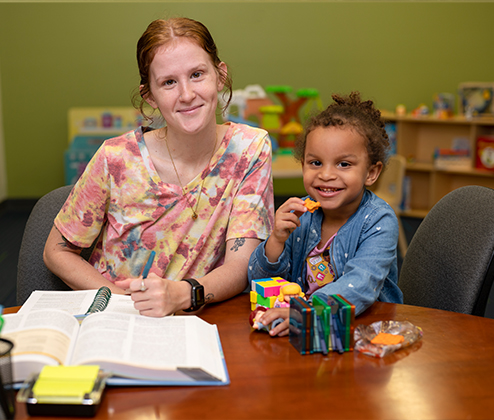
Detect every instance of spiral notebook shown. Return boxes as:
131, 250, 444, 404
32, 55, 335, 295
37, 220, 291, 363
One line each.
75, 286, 114, 322
18, 287, 140, 318
84, 286, 112, 313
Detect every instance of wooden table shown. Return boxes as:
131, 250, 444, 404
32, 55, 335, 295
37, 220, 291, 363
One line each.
11, 293, 494, 420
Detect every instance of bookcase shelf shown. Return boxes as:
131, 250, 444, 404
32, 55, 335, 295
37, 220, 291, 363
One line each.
382, 112, 494, 217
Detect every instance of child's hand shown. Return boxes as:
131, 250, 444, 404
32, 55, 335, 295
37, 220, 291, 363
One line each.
271, 197, 307, 244
264, 197, 306, 263
258, 307, 291, 337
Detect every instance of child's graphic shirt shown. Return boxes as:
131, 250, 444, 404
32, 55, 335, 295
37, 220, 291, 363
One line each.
306, 234, 336, 295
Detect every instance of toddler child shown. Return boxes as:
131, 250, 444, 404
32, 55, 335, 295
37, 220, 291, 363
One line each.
248, 92, 403, 336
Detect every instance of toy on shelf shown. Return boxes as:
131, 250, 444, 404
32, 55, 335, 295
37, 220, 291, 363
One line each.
458, 82, 494, 118
411, 104, 429, 117
278, 121, 303, 148
221, 85, 279, 151
395, 104, 406, 116
433, 93, 455, 119
68, 107, 144, 142
258, 105, 284, 136
297, 88, 324, 122
265, 85, 323, 149
222, 84, 322, 152
265, 86, 322, 126
476, 135, 494, 170
221, 84, 269, 125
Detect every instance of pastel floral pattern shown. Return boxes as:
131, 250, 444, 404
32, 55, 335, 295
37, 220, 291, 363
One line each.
56, 123, 274, 282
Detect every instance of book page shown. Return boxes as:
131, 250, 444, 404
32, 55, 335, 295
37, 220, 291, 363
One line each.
18, 290, 139, 316
103, 294, 140, 315
17, 290, 100, 315
2, 309, 80, 382
71, 313, 226, 383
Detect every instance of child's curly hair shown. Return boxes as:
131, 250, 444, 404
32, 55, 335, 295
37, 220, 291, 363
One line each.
294, 91, 390, 167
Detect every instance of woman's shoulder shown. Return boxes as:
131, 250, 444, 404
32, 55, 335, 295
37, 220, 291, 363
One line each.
226, 122, 269, 143
98, 128, 142, 156
222, 123, 272, 164
103, 128, 140, 145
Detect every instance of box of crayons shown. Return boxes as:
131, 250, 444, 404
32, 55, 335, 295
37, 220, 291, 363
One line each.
288, 295, 355, 355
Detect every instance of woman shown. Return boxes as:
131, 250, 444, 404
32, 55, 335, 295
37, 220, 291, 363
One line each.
44, 18, 274, 317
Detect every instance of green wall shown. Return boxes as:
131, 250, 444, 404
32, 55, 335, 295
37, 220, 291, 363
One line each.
1, 2, 494, 198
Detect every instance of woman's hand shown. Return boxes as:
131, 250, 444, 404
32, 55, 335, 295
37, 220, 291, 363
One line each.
115, 274, 190, 317
265, 197, 306, 263
115, 237, 262, 317
257, 307, 291, 337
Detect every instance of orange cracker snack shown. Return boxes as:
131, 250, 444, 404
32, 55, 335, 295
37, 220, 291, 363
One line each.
304, 198, 321, 213
371, 332, 405, 345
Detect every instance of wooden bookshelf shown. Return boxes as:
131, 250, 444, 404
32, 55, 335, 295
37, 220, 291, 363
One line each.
382, 112, 494, 217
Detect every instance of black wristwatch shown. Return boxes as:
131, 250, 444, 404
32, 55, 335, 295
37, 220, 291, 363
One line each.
181, 278, 205, 312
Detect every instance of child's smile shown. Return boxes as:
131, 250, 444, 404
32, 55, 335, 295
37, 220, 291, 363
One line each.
302, 126, 382, 219
317, 187, 342, 194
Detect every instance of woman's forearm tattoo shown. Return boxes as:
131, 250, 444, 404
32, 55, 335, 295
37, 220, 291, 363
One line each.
230, 238, 246, 252
59, 235, 82, 251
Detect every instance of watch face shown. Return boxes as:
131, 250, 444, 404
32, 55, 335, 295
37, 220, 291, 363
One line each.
193, 285, 205, 307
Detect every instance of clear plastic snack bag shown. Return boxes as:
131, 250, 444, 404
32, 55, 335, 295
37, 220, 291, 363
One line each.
354, 320, 423, 358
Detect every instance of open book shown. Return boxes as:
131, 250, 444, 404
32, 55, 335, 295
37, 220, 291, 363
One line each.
4, 291, 229, 386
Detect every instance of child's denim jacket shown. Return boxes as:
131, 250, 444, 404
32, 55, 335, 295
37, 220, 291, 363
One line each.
248, 190, 404, 315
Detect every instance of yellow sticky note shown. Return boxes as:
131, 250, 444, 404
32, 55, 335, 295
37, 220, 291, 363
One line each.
33, 365, 100, 399
33, 380, 94, 398
38, 365, 99, 381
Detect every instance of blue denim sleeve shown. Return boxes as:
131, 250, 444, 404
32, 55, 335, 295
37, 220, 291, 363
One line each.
248, 237, 294, 282
310, 207, 401, 316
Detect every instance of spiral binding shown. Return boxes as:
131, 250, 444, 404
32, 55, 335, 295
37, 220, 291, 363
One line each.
85, 286, 112, 315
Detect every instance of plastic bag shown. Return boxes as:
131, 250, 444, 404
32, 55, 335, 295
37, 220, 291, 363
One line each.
354, 320, 423, 358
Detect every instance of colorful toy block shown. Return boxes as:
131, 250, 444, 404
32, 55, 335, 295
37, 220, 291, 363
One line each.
250, 277, 290, 310
252, 277, 289, 297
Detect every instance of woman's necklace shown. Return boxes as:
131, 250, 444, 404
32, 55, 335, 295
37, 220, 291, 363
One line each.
164, 129, 218, 220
